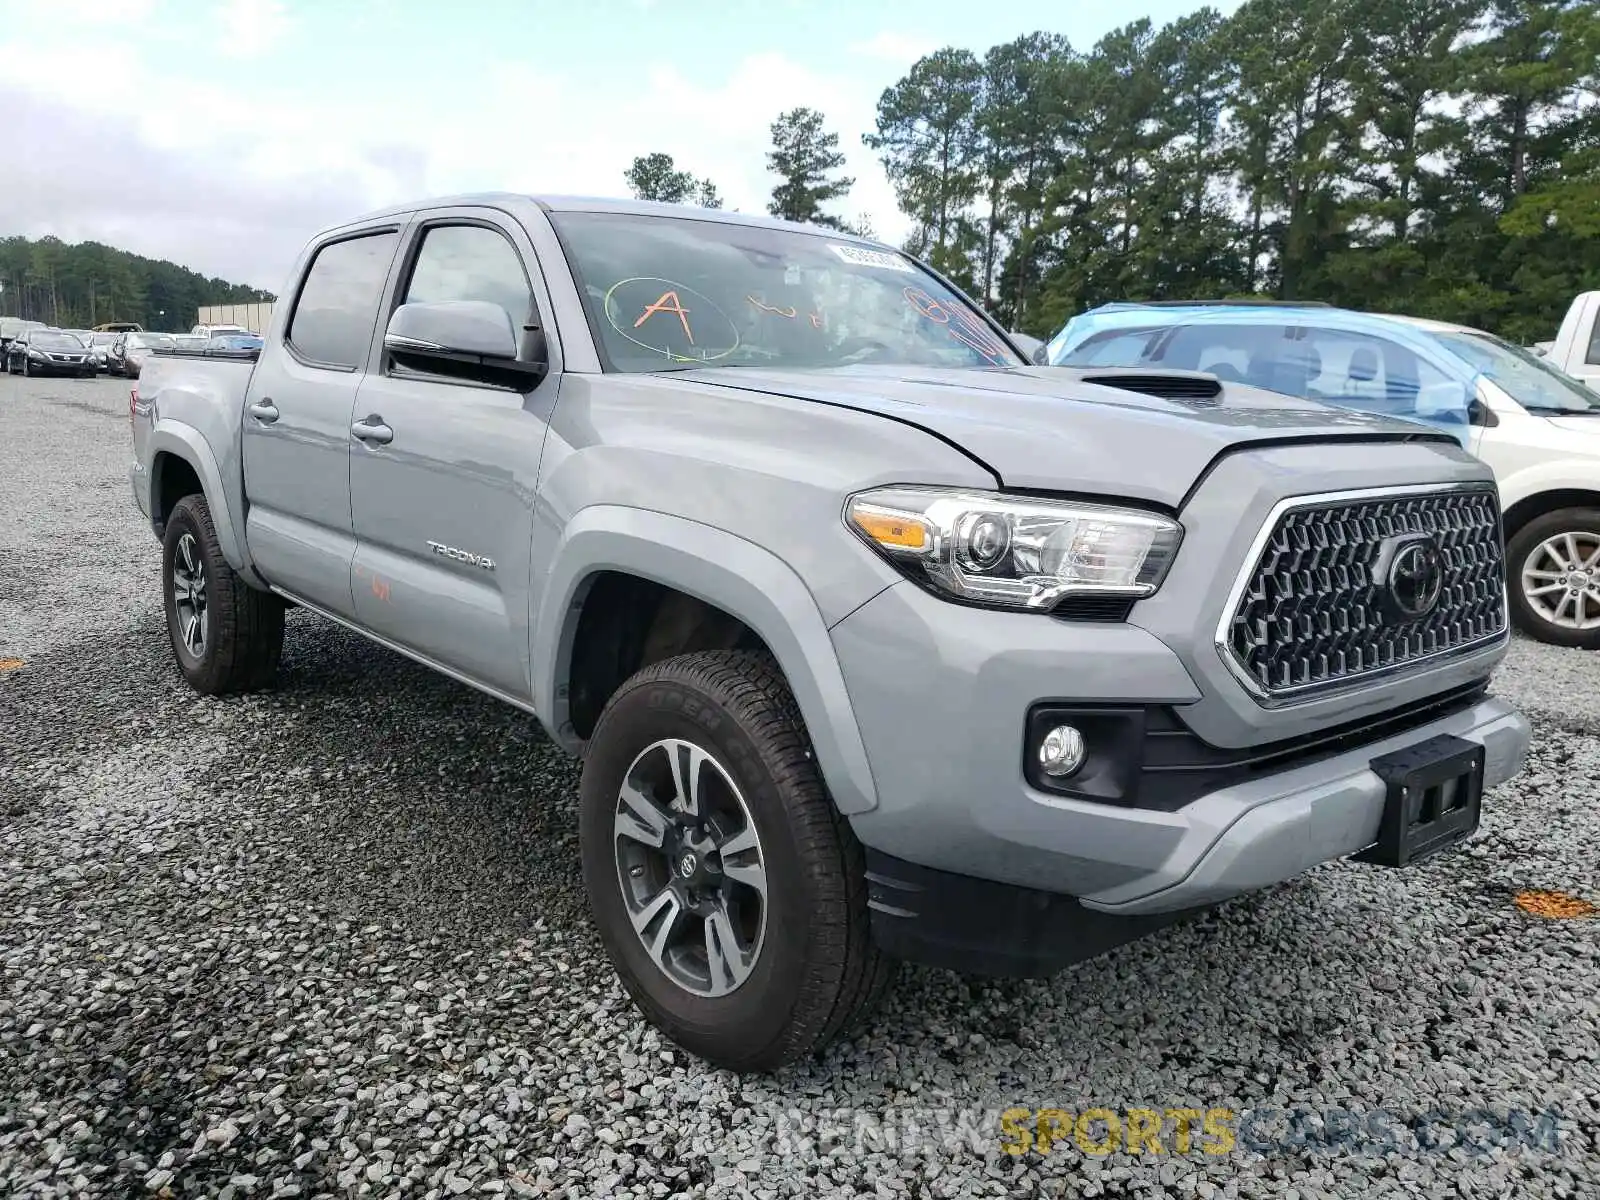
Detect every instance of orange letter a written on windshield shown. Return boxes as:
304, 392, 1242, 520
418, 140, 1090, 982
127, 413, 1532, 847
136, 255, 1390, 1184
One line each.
635, 290, 695, 344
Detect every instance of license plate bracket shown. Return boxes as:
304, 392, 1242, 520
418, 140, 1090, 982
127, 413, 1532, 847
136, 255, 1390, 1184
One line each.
1355, 733, 1485, 868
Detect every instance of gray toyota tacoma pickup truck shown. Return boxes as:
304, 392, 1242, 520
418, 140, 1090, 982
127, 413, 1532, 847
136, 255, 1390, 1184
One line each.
130, 194, 1531, 1072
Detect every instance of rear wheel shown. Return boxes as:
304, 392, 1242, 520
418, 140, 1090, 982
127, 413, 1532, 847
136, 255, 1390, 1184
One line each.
161, 494, 286, 693
1508, 507, 1600, 649
579, 650, 893, 1072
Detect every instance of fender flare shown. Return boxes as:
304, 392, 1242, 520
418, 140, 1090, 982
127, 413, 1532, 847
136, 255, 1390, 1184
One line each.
1495, 464, 1600, 529
148, 421, 252, 577
531, 505, 880, 815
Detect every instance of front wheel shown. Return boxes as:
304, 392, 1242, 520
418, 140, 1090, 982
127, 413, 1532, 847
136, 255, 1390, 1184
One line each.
579, 650, 894, 1072
162, 494, 286, 693
1508, 507, 1600, 649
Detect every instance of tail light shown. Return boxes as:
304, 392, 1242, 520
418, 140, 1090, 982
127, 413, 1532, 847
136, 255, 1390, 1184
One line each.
129, 386, 139, 427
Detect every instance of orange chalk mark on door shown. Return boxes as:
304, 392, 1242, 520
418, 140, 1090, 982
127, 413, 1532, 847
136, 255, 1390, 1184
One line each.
636, 291, 695, 344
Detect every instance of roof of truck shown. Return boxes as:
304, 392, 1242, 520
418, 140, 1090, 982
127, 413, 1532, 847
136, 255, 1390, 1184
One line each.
330, 191, 885, 247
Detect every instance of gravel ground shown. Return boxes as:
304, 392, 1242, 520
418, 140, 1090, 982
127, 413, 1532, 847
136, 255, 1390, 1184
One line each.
1, 373, 1597, 1200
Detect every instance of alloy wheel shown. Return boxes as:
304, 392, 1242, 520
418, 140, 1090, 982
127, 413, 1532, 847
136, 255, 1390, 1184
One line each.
1521, 531, 1600, 631
171, 532, 209, 658
612, 737, 768, 998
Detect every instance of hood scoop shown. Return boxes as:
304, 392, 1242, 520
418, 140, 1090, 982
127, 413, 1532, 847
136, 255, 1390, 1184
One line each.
1069, 369, 1223, 405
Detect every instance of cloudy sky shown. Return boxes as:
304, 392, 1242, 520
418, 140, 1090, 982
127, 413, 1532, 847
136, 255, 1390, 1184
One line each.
3, 0, 1233, 292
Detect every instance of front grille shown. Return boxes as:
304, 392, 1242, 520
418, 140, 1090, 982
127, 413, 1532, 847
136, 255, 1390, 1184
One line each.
1222, 485, 1506, 699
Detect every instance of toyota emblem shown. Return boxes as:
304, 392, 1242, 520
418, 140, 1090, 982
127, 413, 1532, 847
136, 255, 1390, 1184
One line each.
1385, 537, 1445, 619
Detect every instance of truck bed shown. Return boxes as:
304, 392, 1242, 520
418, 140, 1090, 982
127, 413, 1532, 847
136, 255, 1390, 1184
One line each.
131, 351, 261, 539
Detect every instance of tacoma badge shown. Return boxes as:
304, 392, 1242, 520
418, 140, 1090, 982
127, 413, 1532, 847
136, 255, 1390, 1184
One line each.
426, 540, 496, 571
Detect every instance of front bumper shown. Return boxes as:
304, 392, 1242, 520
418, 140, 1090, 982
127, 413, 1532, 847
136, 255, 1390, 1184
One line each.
1072, 694, 1526, 914
23, 359, 94, 376
832, 580, 1529, 929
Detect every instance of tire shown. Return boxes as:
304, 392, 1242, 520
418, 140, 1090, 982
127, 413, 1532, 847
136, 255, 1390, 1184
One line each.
579, 650, 893, 1072
1506, 506, 1600, 649
21, 356, 30, 377
161, 494, 286, 693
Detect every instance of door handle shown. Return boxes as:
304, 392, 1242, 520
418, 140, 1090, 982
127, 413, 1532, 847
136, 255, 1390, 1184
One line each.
247, 399, 279, 424
351, 417, 394, 446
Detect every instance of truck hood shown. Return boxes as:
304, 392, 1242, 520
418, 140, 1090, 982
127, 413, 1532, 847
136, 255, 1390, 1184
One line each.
679, 364, 1447, 507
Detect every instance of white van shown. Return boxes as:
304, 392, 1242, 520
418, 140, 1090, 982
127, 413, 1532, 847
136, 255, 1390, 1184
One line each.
1540, 292, 1600, 390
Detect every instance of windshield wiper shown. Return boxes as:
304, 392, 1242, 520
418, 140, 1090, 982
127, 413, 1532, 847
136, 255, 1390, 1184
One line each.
1523, 404, 1600, 416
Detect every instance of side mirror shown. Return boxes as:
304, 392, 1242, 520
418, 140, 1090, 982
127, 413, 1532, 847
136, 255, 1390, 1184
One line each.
1009, 332, 1045, 364
384, 300, 546, 385
1467, 393, 1497, 427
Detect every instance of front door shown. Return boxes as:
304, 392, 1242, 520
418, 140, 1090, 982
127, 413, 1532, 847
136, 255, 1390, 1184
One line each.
347, 215, 560, 700
241, 227, 402, 618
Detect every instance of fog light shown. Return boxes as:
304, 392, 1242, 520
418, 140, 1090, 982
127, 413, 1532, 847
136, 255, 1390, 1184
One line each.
1038, 724, 1086, 778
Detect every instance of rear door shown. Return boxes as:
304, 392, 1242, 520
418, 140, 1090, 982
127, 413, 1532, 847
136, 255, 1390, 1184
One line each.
346, 208, 562, 700
240, 224, 405, 617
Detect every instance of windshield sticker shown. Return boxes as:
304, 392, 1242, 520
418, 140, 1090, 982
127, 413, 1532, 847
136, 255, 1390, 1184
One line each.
830, 245, 915, 273
603, 276, 740, 363
903, 286, 1011, 366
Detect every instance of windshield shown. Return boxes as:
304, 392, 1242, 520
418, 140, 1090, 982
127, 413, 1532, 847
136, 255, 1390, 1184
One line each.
1432, 330, 1600, 414
128, 335, 176, 350
33, 332, 85, 349
549, 212, 1024, 372
90, 333, 118, 346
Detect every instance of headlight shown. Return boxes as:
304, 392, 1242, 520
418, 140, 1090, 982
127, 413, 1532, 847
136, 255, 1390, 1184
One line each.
28, 348, 45, 359
845, 486, 1182, 610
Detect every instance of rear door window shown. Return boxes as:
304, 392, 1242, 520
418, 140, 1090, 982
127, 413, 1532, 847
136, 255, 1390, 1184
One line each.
287, 230, 401, 369
1587, 305, 1600, 366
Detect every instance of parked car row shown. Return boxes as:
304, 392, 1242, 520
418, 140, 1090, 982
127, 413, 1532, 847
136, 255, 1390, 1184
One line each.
0, 322, 264, 380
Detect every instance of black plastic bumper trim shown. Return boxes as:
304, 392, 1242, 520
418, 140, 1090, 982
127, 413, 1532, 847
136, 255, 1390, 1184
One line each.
1024, 679, 1490, 812
864, 849, 1209, 978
